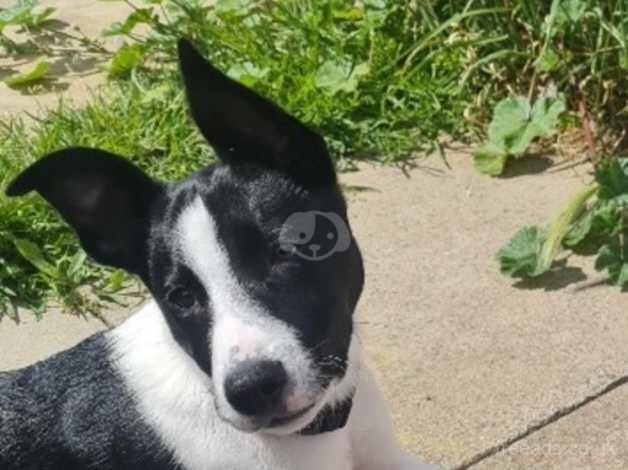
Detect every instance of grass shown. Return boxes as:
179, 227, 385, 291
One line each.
0, 79, 212, 318
0, 0, 627, 318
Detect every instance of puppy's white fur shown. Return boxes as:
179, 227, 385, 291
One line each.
176, 197, 326, 433
109, 195, 437, 469
109, 303, 434, 470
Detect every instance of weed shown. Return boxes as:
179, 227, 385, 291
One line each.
1, 0, 627, 315
0, 77, 210, 318
463, 0, 627, 170
497, 157, 628, 286
473, 93, 566, 175
0, 0, 481, 319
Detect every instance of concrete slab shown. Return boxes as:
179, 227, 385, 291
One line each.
2, 150, 628, 469
0, 0, 132, 117
2, 2, 628, 467
343, 154, 628, 467
0, 305, 131, 371
474, 385, 628, 469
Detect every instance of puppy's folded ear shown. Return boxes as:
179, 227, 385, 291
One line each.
177, 38, 336, 186
6, 147, 163, 275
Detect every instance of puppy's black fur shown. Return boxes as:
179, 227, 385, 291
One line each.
0, 39, 364, 469
0, 335, 177, 470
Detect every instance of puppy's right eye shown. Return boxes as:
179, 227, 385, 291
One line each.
167, 286, 197, 309
271, 242, 297, 263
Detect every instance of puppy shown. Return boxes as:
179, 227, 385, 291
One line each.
0, 39, 437, 470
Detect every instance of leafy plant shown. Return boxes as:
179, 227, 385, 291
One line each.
470, 0, 626, 172
0, 0, 106, 70
107, 44, 146, 79
474, 94, 566, 175
0, 0, 54, 34
95, 0, 480, 162
497, 225, 548, 278
0, 76, 208, 319
497, 157, 628, 286
2, 0, 628, 318
4, 60, 49, 89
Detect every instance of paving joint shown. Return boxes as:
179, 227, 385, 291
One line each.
452, 373, 628, 469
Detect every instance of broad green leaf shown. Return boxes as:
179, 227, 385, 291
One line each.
503, 123, 538, 155
315, 59, 352, 92
555, 0, 588, 30
473, 143, 509, 176
105, 269, 127, 293
103, 8, 155, 36
615, 264, 628, 286
596, 244, 618, 270
0, 285, 17, 297
4, 60, 49, 89
595, 242, 628, 286
595, 158, 628, 201
591, 204, 624, 236
564, 202, 623, 247
497, 226, 547, 278
484, 95, 565, 159
215, 0, 255, 15
315, 60, 369, 94
0, 0, 37, 28
487, 96, 531, 144
0, 1, 54, 31
543, 0, 587, 38
13, 238, 58, 278
27, 6, 55, 28
227, 62, 268, 87
529, 95, 566, 137
535, 48, 560, 72
351, 62, 370, 80
108, 44, 145, 79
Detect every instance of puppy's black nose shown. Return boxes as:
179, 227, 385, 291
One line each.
224, 360, 287, 416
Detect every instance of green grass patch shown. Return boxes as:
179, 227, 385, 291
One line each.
0, 78, 212, 318
0, 0, 474, 319
1, 0, 627, 317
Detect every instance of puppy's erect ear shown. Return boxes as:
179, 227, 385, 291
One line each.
6, 147, 162, 275
177, 38, 336, 186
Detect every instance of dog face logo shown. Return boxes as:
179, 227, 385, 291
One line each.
279, 211, 351, 261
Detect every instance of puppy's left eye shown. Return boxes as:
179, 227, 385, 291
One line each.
272, 243, 296, 263
167, 286, 198, 309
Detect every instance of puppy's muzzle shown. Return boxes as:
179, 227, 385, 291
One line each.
224, 359, 287, 417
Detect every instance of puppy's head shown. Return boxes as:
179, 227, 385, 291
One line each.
6, 40, 364, 435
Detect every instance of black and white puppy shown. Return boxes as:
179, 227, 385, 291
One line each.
0, 40, 436, 470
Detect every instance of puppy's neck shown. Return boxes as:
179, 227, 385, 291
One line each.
107, 301, 360, 435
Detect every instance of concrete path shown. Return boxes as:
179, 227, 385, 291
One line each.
0, 0, 131, 117
2, 1, 628, 469
343, 158, 628, 469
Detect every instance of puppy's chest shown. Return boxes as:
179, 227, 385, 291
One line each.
109, 304, 355, 470
170, 424, 354, 470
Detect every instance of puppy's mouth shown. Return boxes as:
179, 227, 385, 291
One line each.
219, 399, 321, 435
268, 403, 316, 428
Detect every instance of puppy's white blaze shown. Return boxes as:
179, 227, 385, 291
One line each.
108, 195, 366, 469
176, 196, 320, 423
109, 302, 361, 470
109, 302, 217, 467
